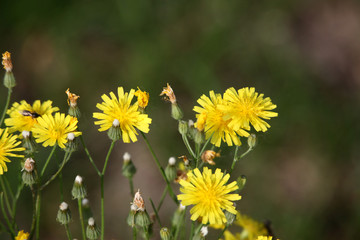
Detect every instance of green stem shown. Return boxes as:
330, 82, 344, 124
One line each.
0, 88, 12, 127
35, 192, 41, 240
64, 224, 72, 240
217, 225, 228, 239
40, 152, 71, 190
128, 177, 135, 197
0, 193, 14, 238
3, 175, 14, 201
181, 134, 196, 159
156, 187, 168, 212
229, 146, 253, 174
78, 198, 86, 240
132, 227, 137, 240
143, 226, 149, 240
0, 177, 12, 219
11, 182, 24, 228
80, 135, 101, 176
199, 136, 212, 158
174, 207, 186, 240
140, 132, 179, 205
149, 198, 162, 226
40, 145, 57, 177
100, 140, 116, 240
29, 186, 36, 240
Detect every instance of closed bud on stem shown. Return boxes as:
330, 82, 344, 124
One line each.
194, 130, 205, 145
66, 88, 81, 118
171, 103, 183, 120
122, 152, 136, 178
22, 158, 36, 186
135, 210, 151, 228
22, 131, 37, 154
72, 175, 87, 199
160, 227, 172, 240
236, 175, 247, 192
171, 204, 185, 229
192, 226, 207, 240
56, 202, 72, 225
247, 133, 256, 149
127, 208, 136, 227
224, 206, 236, 225
178, 120, 188, 135
65, 132, 79, 152
86, 217, 100, 240
107, 119, 121, 141
165, 160, 177, 182
2, 52, 15, 89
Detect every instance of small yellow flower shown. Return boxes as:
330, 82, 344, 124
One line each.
257, 236, 278, 240
65, 88, 80, 107
93, 87, 152, 143
194, 91, 249, 147
0, 128, 24, 175
5, 100, 59, 134
134, 87, 149, 109
2, 51, 13, 72
177, 167, 241, 225
32, 113, 81, 148
15, 230, 29, 240
221, 87, 278, 132
160, 83, 176, 104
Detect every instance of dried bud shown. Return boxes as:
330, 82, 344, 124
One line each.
160, 83, 176, 104
201, 150, 220, 165
2, 52, 13, 72
23, 158, 35, 172
56, 202, 72, 225
132, 190, 145, 211
65, 88, 80, 107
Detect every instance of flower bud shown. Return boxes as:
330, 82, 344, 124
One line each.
165, 164, 176, 182
160, 227, 172, 240
127, 207, 137, 227
122, 153, 136, 179
2, 51, 16, 89
236, 175, 247, 192
194, 130, 205, 145
200, 226, 208, 237
22, 158, 36, 185
3, 72, 15, 89
171, 205, 185, 229
107, 119, 121, 141
66, 88, 81, 118
86, 217, 100, 240
71, 175, 87, 199
178, 120, 188, 135
56, 202, 72, 225
171, 103, 183, 120
247, 133, 256, 149
135, 210, 151, 227
224, 208, 236, 225
65, 132, 79, 152
22, 131, 37, 155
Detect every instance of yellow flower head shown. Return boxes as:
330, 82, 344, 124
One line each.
221, 87, 278, 132
0, 128, 24, 175
65, 88, 80, 107
93, 87, 152, 143
15, 230, 29, 240
194, 112, 206, 132
257, 236, 278, 240
160, 83, 176, 104
5, 100, 59, 134
32, 113, 82, 148
193, 91, 249, 147
134, 87, 149, 109
2, 51, 13, 72
177, 167, 241, 225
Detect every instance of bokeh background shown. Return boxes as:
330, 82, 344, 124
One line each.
1, 0, 360, 239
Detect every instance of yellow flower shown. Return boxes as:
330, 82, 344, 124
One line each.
93, 87, 152, 143
15, 230, 30, 240
223, 231, 242, 240
134, 87, 149, 109
193, 91, 249, 147
0, 128, 24, 175
221, 87, 278, 132
177, 167, 241, 225
257, 236, 278, 240
2, 51, 13, 72
5, 100, 59, 134
32, 113, 81, 148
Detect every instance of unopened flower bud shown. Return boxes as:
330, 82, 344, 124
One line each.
107, 119, 121, 141
23, 158, 35, 172
165, 163, 176, 181
65, 132, 79, 152
127, 208, 136, 227
194, 130, 205, 144
160, 227, 172, 240
168, 157, 176, 166
171, 205, 185, 228
171, 103, 183, 120
236, 175, 247, 192
22, 158, 36, 185
224, 207, 236, 225
247, 133, 256, 149
72, 175, 87, 199
82, 198, 90, 208
22, 131, 37, 154
135, 210, 151, 227
178, 120, 188, 135
201, 150, 220, 165
200, 226, 208, 237
22, 131, 30, 139
122, 153, 136, 178
86, 217, 100, 240
56, 202, 72, 225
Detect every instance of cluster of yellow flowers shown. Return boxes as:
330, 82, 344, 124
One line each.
194, 87, 278, 147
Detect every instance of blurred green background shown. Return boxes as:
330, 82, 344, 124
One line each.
1, 0, 360, 239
